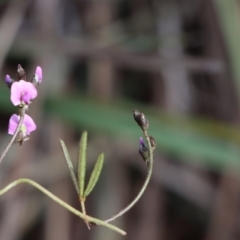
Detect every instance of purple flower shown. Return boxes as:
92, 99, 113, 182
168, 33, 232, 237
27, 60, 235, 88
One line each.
8, 114, 36, 136
10, 80, 37, 106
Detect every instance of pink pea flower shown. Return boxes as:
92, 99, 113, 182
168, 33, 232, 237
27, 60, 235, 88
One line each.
8, 114, 36, 136
10, 80, 37, 106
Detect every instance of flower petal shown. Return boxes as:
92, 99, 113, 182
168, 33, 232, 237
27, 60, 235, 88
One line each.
10, 80, 38, 105
23, 114, 36, 134
10, 81, 23, 106
8, 114, 36, 136
8, 114, 19, 135
19, 80, 37, 102
35, 66, 42, 82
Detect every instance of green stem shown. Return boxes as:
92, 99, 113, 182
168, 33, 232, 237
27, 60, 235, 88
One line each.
0, 178, 126, 235
105, 129, 154, 223
80, 199, 91, 229
0, 110, 25, 164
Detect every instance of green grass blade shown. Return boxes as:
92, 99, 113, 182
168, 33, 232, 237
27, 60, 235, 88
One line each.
59, 139, 79, 194
45, 95, 240, 170
78, 131, 88, 199
84, 153, 104, 199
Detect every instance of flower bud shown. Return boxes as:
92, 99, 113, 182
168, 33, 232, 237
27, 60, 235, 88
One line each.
31, 66, 42, 86
149, 135, 156, 150
5, 75, 14, 88
17, 64, 26, 80
133, 109, 149, 131
139, 137, 150, 166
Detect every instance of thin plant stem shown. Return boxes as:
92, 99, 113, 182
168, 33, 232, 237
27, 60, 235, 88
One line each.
0, 110, 25, 164
0, 178, 126, 235
105, 129, 153, 223
80, 200, 91, 229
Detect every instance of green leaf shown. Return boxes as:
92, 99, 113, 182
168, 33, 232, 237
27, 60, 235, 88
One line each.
59, 139, 79, 194
78, 131, 88, 199
84, 153, 104, 198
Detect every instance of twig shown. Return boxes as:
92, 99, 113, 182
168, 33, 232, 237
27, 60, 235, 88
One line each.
105, 129, 154, 223
0, 178, 126, 235
0, 111, 25, 164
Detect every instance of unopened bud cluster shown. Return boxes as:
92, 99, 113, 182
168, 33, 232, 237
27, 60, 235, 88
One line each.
133, 109, 156, 166
4, 64, 43, 145
133, 109, 149, 131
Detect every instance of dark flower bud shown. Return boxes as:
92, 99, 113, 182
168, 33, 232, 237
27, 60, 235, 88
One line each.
133, 109, 149, 131
5, 75, 14, 88
139, 137, 150, 166
149, 135, 156, 150
17, 64, 26, 80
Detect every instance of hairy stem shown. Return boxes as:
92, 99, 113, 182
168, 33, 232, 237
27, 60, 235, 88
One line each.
0, 178, 126, 235
0, 110, 25, 164
105, 129, 153, 223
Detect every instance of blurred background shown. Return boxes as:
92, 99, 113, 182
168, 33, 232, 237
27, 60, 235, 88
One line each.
1, 0, 240, 239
